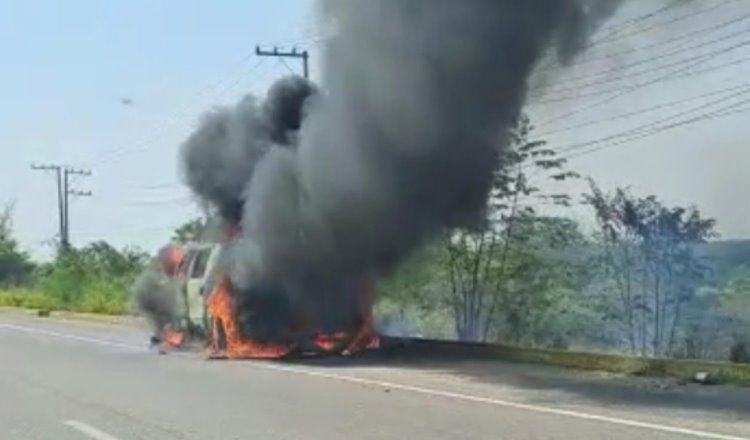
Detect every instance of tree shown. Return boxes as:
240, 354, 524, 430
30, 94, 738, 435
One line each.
487, 216, 586, 347
718, 269, 750, 362
441, 115, 578, 342
585, 182, 715, 357
172, 217, 206, 243
38, 241, 148, 311
376, 244, 442, 336
77, 241, 147, 278
0, 203, 34, 286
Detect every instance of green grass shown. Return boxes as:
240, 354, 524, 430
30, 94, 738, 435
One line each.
0, 287, 127, 316
4, 287, 749, 385
469, 341, 750, 386
0, 289, 60, 310
389, 338, 750, 386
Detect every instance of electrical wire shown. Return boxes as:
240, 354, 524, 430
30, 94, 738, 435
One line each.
536, 25, 750, 95
563, 103, 750, 162
588, 3, 682, 45
125, 196, 194, 207
87, 57, 269, 169
544, 94, 750, 165
589, 0, 738, 48
536, 37, 748, 126
545, 10, 750, 73
536, 81, 750, 136
534, 49, 750, 106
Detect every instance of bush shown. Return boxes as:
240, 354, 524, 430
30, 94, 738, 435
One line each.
0, 273, 130, 315
21, 292, 60, 310
78, 291, 127, 315
730, 342, 750, 364
76, 277, 128, 315
0, 289, 60, 310
0, 290, 24, 307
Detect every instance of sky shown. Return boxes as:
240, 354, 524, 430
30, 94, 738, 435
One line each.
1, 0, 749, 260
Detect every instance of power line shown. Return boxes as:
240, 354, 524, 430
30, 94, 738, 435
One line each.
536, 82, 750, 136
534, 49, 750, 106
140, 182, 184, 191
535, 38, 748, 126
87, 57, 270, 169
555, 88, 750, 155
536, 25, 750, 96
587, 3, 681, 45
279, 57, 298, 76
62, 168, 92, 249
589, 0, 738, 48
255, 45, 310, 79
563, 103, 750, 162
126, 196, 194, 207
545, 10, 750, 73
544, 94, 750, 165
30, 164, 92, 250
30, 164, 64, 251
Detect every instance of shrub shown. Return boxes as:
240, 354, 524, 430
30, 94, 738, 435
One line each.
0, 290, 24, 307
76, 277, 128, 315
730, 342, 750, 364
0, 289, 60, 310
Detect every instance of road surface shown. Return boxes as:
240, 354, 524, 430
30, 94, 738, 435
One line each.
1, 310, 748, 440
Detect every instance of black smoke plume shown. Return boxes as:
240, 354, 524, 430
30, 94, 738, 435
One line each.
131, 265, 181, 336
179, 0, 625, 341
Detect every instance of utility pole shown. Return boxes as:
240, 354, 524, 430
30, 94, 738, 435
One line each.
31, 164, 65, 249
63, 168, 92, 248
31, 164, 91, 250
255, 45, 310, 79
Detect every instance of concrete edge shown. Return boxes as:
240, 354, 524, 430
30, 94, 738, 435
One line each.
0, 306, 141, 326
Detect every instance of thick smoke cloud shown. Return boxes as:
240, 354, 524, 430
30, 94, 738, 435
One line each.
180, 77, 317, 224
179, 0, 625, 341
131, 265, 181, 334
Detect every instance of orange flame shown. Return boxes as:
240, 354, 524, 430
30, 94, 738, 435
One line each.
312, 331, 350, 352
207, 277, 294, 359
206, 274, 379, 359
341, 283, 380, 355
158, 244, 185, 276
160, 326, 186, 348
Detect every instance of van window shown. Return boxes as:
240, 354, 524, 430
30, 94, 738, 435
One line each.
190, 249, 211, 279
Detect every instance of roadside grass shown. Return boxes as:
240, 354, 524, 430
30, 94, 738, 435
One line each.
0, 287, 127, 316
3, 288, 748, 386
387, 338, 750, 386
494, 344, 750, 386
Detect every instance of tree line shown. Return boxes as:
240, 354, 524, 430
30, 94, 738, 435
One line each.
375, 115, 750, 363
1, 115, 748, 362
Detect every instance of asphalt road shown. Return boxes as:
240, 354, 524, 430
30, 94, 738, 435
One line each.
1, 311, 749, 440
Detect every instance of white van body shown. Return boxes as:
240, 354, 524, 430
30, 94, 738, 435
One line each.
179, 242, 222, 331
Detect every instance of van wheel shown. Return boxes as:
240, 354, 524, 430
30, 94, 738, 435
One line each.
213, 318, 227, 351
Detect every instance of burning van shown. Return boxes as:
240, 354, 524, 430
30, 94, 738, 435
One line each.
144, 240, 379, 359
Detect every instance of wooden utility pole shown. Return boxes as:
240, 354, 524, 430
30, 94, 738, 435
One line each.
255, 45, 310, 79
31, 164, 92, 250
63, 168, 92, 248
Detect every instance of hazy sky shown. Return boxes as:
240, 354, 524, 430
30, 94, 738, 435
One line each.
1, 0, 749, 260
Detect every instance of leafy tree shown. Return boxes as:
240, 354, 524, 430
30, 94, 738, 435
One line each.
77, 241, 147, 278
585, 182, 715, 357
441, 115, 578, 342
376, 244, 443, 336
718, 269, 750, 362
172, 217, 206, 243
488, 216, 586, 347
0, 203, 34, 286
38, 241, 147, 311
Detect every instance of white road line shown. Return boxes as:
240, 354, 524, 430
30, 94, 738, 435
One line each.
0, 323, 143, 351
250, 362, 750, 440
3, 321, 748, 440
63, 420, 122, 440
